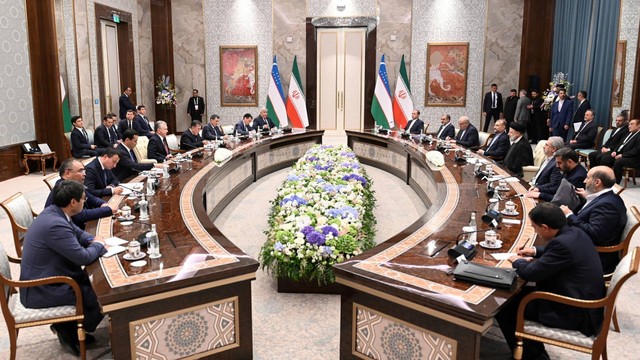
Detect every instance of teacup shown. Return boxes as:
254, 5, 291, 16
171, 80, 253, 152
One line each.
485, 230, 502, 248
121, 205, 131, 219
485, 164, 494, 175
498, 180, 507, 189
504, 200, 519, 214
126, 195, 137, 207
464, 149, 472, 158
128, 240, 140, 257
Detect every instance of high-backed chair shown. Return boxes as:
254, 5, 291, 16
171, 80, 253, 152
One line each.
43, 173, 60, 191
577, 126, 605, 168
623, 168, 637, 188
514, 247, 640, 360
0, 241, 87, 360
478, 131, 493, 148
165, 134, 185, 153
522, 140, 548, 182
0, 193, 38, 258
132, 135, 157, 164
222, 125, 234, 135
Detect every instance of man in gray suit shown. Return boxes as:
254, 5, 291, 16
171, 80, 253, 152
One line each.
514, 89, 532, 131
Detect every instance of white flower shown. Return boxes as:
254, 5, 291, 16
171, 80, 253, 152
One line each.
426, 151, 445, 167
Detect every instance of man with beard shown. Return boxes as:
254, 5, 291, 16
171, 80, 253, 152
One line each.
528, 89, 546, 142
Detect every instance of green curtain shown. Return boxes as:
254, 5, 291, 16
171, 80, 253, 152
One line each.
552, 0, 620, 128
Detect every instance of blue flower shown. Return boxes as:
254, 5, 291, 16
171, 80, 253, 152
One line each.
321, 246, 333, 257
314, 164, 332, 171
322, 184, 337, 193
342, 173, 367, 186
321, 225, 339, 237
326, 206, 359, 219
274, 242, 284, 251
307, 156, 318, 162
280, 195, 308, 207
300, 225, 315, 236
306, 231, 326, 245
287, 174, 300, 182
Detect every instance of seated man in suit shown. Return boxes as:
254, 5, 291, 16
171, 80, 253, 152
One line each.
181, 120, 209, 150
526, 136, 564, 201
45, 159, 117, 229
20, 180, 108, 356
118, 109, 137, 138
235, 113, 253, 136
451, 116, 479, 148
70, 115, 98, 158
202, 114, 225, 141
112, 129, 159, 181
435, 113, 455, 139
502, 121, 534, 177
147, 120, 174, 163
566, 109, 597, 149
403, 109, 424, 134
497, 202, 604, 360
134, 105, 154, 138
589, 114, 629, 167
94, 115, 120, 152
611, 118, 640, 183
477, 119, 510, 159
560, 166, 627, 274
554, 147, 588, 190
84, 147, 123, 197
253, 107, 276, 131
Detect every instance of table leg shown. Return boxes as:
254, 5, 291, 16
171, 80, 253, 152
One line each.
41, 157, 46, 176
52, 154, 58, 172
23, 157, 30, 175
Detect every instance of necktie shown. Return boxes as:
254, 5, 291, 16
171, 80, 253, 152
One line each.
618, 132, 637, 152
492, 93, 496, 108
163, 137, 169, 155
488, 133, 500, 150
129, 120, 132, 130
107, 127, 112, 143
82, 128, 89, 140
458, 130, 466, 141
264, 118, 270, 129
531, 158, 550, 185
129, 148, 137, 162
103, 169, 107, 186
437, 125, 445, 138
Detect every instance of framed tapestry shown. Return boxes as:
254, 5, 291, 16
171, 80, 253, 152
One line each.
612, 40, 626, 107
220, 46, 258, 106
425, 42, 469, 107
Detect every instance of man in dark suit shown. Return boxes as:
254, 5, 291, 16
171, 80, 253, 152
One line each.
477, 119, 510, 159
502, 121, 534, 177
234, 113, 253, 136
589, 114, 629, 167
94, 115, 120, 151
20, 180, 108, 355
84, 148, 123, 197
566, 109, 598, 149
572, 90, 591, 125
503, 89, 519, 126
453, 116, 479, 148
181, 120, 209, 150
45, 159, 117, 229
112, 129, 157, 181
497, 203, 604, 360
560, 166, 627, 274
147, 120, 173, 163
119, 86, 136, 120
187, 89, 205, 121
70, 116, 98, 158
118, 109, 137, 137
555, 147, 588, 189
548, 89, 574, 140
202, 114, 225, 140
404, 109, 425, 134
134, 105, 154, 138
529, 89, 546, 142
253, 107, 276, 131
482, 83, 503, 132
526, 136, 564, 201
435, 113, 455, 139
612, 118, 640, 183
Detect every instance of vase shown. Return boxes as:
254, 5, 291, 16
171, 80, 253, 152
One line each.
276, 276, 343, 294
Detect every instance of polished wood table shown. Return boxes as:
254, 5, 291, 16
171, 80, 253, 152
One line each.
87, 130, 323, 359
23, 151, 57, 176
334, 131, 536, 360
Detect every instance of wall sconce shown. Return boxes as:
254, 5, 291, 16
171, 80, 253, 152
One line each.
337, 0, 346, 12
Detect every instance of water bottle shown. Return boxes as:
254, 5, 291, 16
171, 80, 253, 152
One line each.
147, 224, 161, 258
162, 163, 169, 178
468, 211, 478, 245
139, 194, 149, 220
146, 176, 155, 196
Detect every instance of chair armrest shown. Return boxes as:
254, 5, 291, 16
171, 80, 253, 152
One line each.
170, 149, 186, 154
596, 244, 626, 253
515, 291, 606, 331
2, 275, 84, 314
8, 254, 21, 264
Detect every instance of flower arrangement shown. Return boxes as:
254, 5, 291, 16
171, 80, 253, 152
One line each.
259, 145, 377, 285
213, 148, 232, 165
542, 72, 572, 111
155, 75, 177, 108
426, 150, 445, 167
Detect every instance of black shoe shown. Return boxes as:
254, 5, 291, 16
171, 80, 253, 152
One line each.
51, 324, 80, 356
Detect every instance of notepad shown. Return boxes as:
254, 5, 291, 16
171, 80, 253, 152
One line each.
105, 237, 128, 246
103, 245, 127, 258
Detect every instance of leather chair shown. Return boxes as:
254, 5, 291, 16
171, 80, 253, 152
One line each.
132, 135, 157, 164
514, 247, 640, 360
43, 173, 60, 191
0, 193, 38, 258
478, 131, 493, 147
165, 134, 185, 153
0, 241, 87, 360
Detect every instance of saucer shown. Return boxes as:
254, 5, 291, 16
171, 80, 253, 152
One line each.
501, 210, 520, 216
130, 260, 147, 267
117, 215, 135, 221
480, 240, 502, 249
123, 251, 146, 261
496, 186, 510, 191
120, 221, 133, 226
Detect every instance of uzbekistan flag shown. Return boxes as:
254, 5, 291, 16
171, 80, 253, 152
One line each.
392, 55, 412, 129
371, 54, 394, 129
267, 55, 288, 127
286, 56, 308, 128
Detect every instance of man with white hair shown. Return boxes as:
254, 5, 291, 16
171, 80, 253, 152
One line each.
451, 116, 479, 148
253, 107, 276, 130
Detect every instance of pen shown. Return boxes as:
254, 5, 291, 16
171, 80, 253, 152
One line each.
520, 236, 533, 251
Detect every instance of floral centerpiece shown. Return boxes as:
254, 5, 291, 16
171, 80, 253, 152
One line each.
259, 145, 377, 286
542, 72, 572, 111
155, 75, 177, 108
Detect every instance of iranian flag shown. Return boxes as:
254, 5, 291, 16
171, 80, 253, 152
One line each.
286, 56, 308, 128
267, 55, 288, 127
392, 55, 412, 129
371, 55, 394, 129
60, 75, 72, 132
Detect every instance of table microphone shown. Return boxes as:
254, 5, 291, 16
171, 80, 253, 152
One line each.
448, 228, 501, 260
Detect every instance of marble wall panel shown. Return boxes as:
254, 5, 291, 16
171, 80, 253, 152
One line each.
0, 0, 34, 146
483, 0, 523, 96
410, 0, 487, 130
62, 0, 80, 117
308, 0, 375, 17
273, 0, 307, 89
74, 0, 94, 125
55, 0, 67, 109
172, 0, 205, 131
203, 0, 273, 126
377, 0, 413, 90
137, 0, 155, 121
613, 0, 640, 119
